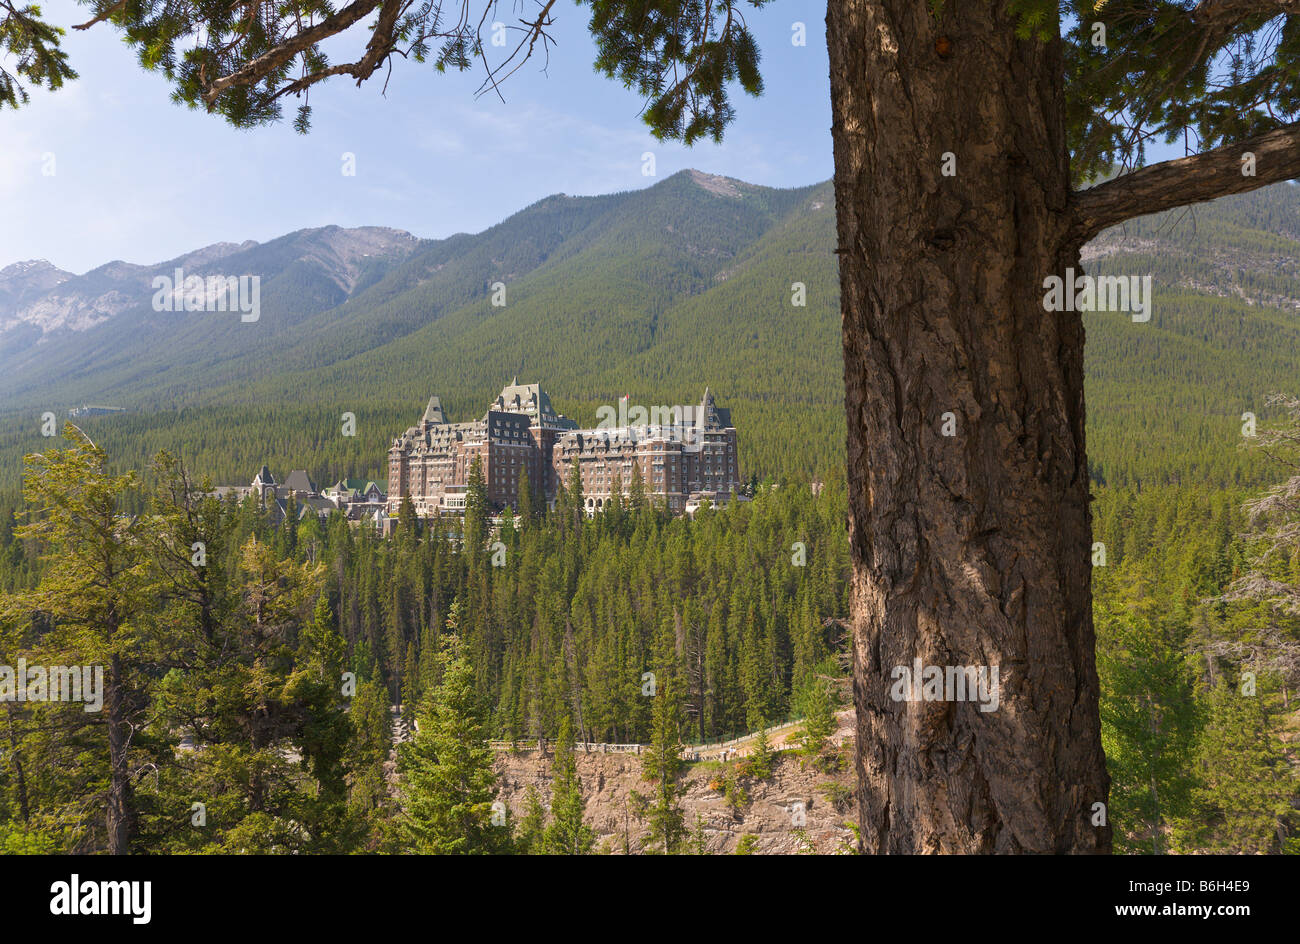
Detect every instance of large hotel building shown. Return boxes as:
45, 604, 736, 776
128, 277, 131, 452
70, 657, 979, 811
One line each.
387, 379, 742, 516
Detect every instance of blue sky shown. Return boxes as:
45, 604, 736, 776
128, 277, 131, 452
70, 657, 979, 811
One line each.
0, 0, 834, 273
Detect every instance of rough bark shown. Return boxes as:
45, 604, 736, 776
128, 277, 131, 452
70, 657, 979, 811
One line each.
106, 652, 133, 854
826, 1, 1111, 853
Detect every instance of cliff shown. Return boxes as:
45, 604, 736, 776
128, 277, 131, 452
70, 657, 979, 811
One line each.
493, 739, 858, 854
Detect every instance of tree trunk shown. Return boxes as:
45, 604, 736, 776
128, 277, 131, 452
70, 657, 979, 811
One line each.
106, 652, 133, 854
826, 0, 1111, 853
5, 704, 30, 825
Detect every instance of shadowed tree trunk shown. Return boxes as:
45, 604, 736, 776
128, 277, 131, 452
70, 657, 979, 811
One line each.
826, 0, 1111, 853
106, 651, 134, 855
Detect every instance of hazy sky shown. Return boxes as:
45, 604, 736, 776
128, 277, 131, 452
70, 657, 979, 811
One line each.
0, 0, 834, 273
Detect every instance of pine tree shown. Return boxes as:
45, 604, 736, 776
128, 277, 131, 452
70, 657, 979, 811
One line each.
1, 426, 150, 854
628, 462, 647, 513
565, 458, 584, 535
686, 813, 709, 854
516, 467, 535, 526
747, 726, 774, 781
397, 631, 510, 854
796, 673, 837, 760
1097, 577, 1197, 854
542, 716, 594, 855
514, 787, 547, 854
288, 592, 360, 851
348, 676, 393, 818
294, 594, 350, 797
463, 457, 488, 562
397, 494, 419, 545
1177, 679, 1298, 854
641, 622, 686, 854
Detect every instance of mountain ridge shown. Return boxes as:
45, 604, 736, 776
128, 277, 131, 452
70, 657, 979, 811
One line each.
0, 170, 1298, 496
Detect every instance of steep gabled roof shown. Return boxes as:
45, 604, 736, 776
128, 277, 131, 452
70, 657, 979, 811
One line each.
284, 469, 316, 494
423, 395, 448, 425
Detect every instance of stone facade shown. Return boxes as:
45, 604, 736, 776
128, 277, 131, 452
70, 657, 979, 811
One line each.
387, 380, 743, 516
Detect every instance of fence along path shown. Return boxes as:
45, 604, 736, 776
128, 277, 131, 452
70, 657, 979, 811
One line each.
483, 710, 854, 762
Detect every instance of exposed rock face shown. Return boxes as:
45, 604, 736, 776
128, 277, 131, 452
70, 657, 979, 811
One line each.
0, 226, 419, 337
686, 170, 746, 199
0, 259, 73, 311
494, 744, 858, 854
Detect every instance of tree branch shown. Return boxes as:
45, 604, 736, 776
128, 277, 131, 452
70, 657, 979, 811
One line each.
1191, 0, 1300, 27
1070, 122, 1300, 241
73, 0, 130, 31
202, 0, 385, 104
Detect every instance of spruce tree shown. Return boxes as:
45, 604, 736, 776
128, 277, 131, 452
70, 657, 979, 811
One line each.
398, 631, 510, 854
1178, 679, 1297, 854
516, 467, 535, 526
542, 716, 595, 855
1097, 578, 1197, 854
565, 458, 584, 535
641, 622, 686, 854
747, 726, 774, 781
796, 674, 837, 760
514, 787, 547, 854
628, 462, 648, 513
1, 427, 150, 853
348, 676, 394, 819
288, 593, 360, 851
463, 457, 489, 562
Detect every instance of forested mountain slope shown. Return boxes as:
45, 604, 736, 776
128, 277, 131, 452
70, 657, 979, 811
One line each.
1, 172, 1298, 495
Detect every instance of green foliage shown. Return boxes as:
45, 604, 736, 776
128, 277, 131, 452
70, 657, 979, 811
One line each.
1097, 573, 1200, 854
0, 426, 151, 852
514, 787, 547, 854
0, 436, 366, 853
463, 457, 488, 562
722, 772, 748, 811
587, 0, 771, 143
1093, 476, 1300, 854
1061, 2, 1300, 184
794, 666, 837, 759
397, 631, 511, 854
347, 676, 394, 823
0, 822, 58, 853
2, 419, 1297, 853
21, 0, 775, 143
540, 717, 595, 855
641, 621, 687, 853
744, 726, 773, 781
1175, 679, 1298, 853
686, 812, 709, 853
0, 1, 77, 109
